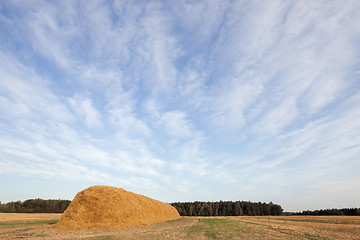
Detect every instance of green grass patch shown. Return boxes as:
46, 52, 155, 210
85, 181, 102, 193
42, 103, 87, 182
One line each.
183, 218, 250, 239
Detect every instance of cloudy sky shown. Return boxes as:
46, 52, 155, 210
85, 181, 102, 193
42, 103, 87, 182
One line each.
0, 0, 359, 212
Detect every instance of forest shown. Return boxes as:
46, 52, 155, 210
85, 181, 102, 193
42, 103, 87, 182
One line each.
170, 201, 283, 216
1, 199, 359, 216
0, 199, 70, 213
0, 199, 283, 215
292, 208, 360, 216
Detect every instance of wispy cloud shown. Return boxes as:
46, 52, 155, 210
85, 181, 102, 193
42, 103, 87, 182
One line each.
0, 52, 73, 124
0, 0, 359, 210
68, 95, 102, 129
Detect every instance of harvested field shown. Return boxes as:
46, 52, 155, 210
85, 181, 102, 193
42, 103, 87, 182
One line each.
1, 214, 360, 239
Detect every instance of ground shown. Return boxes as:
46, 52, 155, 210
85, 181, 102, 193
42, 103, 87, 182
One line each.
0, 213, 359, 239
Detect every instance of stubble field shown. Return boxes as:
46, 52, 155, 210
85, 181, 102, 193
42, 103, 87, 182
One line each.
0, 213, 359, 239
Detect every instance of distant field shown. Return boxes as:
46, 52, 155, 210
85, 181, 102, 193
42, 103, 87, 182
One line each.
0, 213, 360, 239
0, 213, 61, 223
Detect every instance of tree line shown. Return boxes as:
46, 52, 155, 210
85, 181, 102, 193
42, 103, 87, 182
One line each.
1, 199, 283, 215
0, 199, 70, 213
170, 201, 284, 216
2, 198, 357, 216
290, 208, 360, 216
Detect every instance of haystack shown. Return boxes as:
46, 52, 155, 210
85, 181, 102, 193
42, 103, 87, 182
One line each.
53, 185, 180, 230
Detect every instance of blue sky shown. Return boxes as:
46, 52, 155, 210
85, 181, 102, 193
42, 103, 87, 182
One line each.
0, 0, 359, 212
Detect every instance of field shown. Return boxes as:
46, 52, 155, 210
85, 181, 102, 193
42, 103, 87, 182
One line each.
0, 213, 360, 239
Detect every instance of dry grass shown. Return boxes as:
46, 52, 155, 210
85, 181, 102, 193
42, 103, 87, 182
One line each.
1, 214, 360, 239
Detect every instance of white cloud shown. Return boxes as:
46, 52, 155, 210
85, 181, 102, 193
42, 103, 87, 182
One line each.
0, 48, 161, 192
209, 70, 265, 130
193, 0, 360, 138
138, 2, 181, 96
68, 95, 102, 129
160, 111, 192, 138
79, 99, 102, 128
256, 99, 298, 136
109, 107, 151, 138
25, 1, 79, 70
143, 99, 198, 139
0, 52, 74, 123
